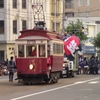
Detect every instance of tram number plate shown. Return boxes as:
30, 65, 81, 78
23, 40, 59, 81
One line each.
62, 70, 66, 74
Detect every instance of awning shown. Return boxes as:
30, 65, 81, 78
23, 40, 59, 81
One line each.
82, 46, 96, 54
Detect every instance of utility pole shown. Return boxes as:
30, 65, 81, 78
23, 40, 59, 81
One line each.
62, 0, 65, 33
54, 0, 56, 32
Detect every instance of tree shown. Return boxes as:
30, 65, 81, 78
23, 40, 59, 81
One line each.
92, 32, 100, 48
65, 19, 88, 42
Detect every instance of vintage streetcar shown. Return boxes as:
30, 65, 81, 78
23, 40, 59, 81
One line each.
15, 28, 64, 84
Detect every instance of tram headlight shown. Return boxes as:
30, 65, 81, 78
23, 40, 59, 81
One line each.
63, 63, 65, 67
29, 64, 34, 70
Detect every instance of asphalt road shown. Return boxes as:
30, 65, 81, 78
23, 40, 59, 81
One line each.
0, 74, 100, 100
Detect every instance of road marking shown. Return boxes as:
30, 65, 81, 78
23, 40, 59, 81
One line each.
0, 79, 8, 81
11, 77, 99, 100
88, 81, 99, 84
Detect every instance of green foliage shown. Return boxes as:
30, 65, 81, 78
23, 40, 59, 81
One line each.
92, 32, 100, 48
65, 19, 88, 42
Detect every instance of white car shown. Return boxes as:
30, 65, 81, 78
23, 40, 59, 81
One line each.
60, 55, 74, 78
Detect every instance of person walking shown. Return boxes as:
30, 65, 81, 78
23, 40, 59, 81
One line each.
8, 56, 16, 82
89, 56, 95, 74
94, 56, 99, 74
83, 57, 89, 74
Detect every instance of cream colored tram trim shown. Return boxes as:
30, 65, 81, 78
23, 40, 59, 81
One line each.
37, 44, 39, 58
16, 44, 18, 58
16, 41, 27, 44
24, 45, 26, 58
45, 44, 47, 58
52, 40, 63, 44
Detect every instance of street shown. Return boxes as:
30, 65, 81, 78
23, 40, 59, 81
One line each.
0, 74, 100, 100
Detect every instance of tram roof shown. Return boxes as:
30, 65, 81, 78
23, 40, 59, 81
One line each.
16, 29, 62, 41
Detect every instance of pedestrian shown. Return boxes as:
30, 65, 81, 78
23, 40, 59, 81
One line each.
94, 56, 99, 74
8, 56, 16, 82
83, 57, 89, 74
89, 56, 95, 74
79, 56, 84, 74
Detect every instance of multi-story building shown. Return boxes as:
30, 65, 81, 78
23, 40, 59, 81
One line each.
64, 0, 100, 56
0, 0, 63, 61
50, 0, 63, 32
65, 0, 100, 17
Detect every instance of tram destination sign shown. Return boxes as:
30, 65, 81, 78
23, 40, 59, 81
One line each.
27, 40, 36, 44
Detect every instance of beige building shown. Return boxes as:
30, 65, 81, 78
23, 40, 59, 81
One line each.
64, 0, 100, 56
0, 0, 63, 61
65, 0, 100, 17
50, 0, 63, 32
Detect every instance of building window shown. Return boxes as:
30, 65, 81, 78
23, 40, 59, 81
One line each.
0, 51, 4, 62
13, 20, 17, 34
52, 22, 60, 32
95, 21, 100, 24
78, 12, 82, 17
65, 12, 74, 17
56, 0, 60, 15
78, 0, 82, 6
65, 0, 74, 8
86, 11, 90, 17
51, 0, 60, 16
56, 23, 60, 32
22, 20, 27, 30
0, 20, 4, 34
0, 0, 4, 8
13, 0, 17, 9
86, 0, 90, 6
22, 0, 26, 9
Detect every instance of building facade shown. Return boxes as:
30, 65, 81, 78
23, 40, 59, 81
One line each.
64, 0, 100, 56
65, 0, 100, 18
0, 0, 63, 61
50, 0, 63, 32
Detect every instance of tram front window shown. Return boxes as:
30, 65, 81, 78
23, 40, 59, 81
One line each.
18, 45, 24, 57
26, 45, 37, 57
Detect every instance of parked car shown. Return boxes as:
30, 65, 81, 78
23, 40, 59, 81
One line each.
60, 55, 74, 78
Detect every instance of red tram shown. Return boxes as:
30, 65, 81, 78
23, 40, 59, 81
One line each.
15, 29, 64, 84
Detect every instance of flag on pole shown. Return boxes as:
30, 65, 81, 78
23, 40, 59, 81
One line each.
64, 35, 82, 61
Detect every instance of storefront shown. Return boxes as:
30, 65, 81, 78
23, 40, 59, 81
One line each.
82, 46, 96, 57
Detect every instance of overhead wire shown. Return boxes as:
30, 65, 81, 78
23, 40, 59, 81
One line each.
0, 7, 100, 21
0, 0, 100, 21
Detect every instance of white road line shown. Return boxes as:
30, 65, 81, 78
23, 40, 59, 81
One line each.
88, 81, 99, 84
11, 77, 99, 100
0, 78, 8, 81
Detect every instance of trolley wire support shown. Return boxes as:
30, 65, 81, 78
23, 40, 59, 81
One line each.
32, 4, 46, 30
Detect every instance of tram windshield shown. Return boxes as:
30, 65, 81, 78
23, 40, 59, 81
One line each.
26, 45, 37, 57
17, 44, 47, 58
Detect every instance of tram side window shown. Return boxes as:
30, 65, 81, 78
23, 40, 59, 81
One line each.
53, 43, 56, 54
26, 45, 37, 57
61, 44, 63, 54
38, 45, 45, 57
47, 45, 50, 56
53, 43, 63, 54
18, 45, 24, 57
